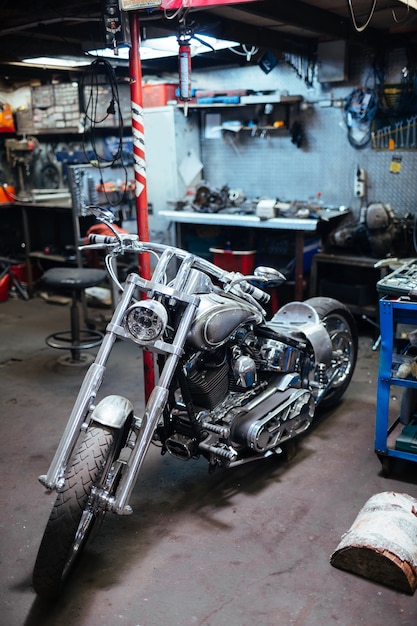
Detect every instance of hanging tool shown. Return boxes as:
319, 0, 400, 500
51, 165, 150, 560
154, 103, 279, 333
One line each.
394, 120, 401, 148
177, 26, 192, 112
177, 21, 215, 116
399, 122, 405, 148
407, 115, 417, 148
381, 125, 391, 149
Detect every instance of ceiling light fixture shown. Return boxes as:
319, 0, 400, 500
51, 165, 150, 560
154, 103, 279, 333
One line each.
18, 34, 239, 71
20, 56, 92, 69
88, 34, 240, 61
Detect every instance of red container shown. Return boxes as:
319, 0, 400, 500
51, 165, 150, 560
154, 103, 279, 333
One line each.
0, 272, 9, 301
143, 83, 177, 107
10, 263, 27, 283
10, 262, 41, 284
210, 248, 256, 274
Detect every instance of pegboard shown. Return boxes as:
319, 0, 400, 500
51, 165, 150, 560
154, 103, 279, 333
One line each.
198, 65, 417, 217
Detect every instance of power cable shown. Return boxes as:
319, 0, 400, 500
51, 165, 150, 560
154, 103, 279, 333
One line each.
163, 0, 191, 21
347, 0, 377, 32
79, 57, 129, 208
228, 45, 259, 61
392, 0, 411, 23
344, 86, 378, 148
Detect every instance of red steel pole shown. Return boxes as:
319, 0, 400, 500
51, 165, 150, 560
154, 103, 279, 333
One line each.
129, 11, 155, 401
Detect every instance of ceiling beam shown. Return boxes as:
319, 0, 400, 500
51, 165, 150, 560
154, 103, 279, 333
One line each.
187, 12, 317, 55
219, 0, 384, 44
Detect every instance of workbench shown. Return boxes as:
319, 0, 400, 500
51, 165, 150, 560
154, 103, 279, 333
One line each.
160, 209, 347, 300
309, 252, 387, 318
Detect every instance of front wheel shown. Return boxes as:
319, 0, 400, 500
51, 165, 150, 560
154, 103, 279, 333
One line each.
32, 425, 115, 599
304, 297, 358, 409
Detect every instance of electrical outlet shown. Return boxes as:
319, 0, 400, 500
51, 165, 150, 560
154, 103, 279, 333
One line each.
354, 167, 366, 198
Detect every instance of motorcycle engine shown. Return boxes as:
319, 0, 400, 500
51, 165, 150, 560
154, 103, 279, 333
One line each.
184, 348, 230, 409
184, 332, 304, 411
227, 386, 314, 453
165, 330, 313, 463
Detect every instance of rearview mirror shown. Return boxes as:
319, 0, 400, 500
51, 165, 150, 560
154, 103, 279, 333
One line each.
90, 205, 115, 223
254, 266, 286, 285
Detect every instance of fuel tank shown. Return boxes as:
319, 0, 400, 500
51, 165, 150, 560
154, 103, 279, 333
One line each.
187, 293, 263, 350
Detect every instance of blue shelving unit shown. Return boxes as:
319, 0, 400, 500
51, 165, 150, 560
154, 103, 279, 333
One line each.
375, 297, 417, 474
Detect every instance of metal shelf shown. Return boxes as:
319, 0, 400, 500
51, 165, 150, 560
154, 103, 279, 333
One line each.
375, 297, 417, 473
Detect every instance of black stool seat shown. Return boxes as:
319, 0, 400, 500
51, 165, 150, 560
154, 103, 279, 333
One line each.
42, 267, 108, 292
42, 267, 107, 367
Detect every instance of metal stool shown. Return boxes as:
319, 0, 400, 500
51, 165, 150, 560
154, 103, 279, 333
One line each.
42, 267, 107, 367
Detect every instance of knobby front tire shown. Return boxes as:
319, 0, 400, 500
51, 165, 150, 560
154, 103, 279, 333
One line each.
32, 425, 115, 599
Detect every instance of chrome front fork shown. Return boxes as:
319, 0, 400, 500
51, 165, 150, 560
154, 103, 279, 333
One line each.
107, 297, 199, 515
39, 274, 199, 519
38, 279, 138, 492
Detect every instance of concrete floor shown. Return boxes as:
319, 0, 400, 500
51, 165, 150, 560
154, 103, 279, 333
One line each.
1, 293, 417, 626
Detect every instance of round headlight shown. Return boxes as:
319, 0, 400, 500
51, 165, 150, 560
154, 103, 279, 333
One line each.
124, 300, 168, 345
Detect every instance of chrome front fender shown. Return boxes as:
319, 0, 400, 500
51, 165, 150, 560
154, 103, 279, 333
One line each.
91, 395, 134, 429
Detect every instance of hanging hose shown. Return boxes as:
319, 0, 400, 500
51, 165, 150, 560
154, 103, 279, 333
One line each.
344, 87, 378, 149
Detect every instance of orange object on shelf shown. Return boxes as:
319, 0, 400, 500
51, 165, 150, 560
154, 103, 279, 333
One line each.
0, 185, 15, 203
96, 181, 117, 193
96, 181, 135, 193
0, 103, 15, 133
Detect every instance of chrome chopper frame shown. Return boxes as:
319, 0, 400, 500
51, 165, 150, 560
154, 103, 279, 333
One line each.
38, 208, 355, 519
38, 235, 282, 515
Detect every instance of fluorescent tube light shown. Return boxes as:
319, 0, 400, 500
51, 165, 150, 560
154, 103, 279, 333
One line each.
20, 56, 92, 69
19, 34, 239, 70
88, 34, 240, 61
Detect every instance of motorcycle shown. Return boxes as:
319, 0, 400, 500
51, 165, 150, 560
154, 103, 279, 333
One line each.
33, 206, 358, 598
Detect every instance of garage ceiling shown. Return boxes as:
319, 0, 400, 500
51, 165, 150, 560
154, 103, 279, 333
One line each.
1, 1, 417, 84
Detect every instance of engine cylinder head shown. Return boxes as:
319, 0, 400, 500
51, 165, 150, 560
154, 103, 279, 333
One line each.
233, 355, 257, 387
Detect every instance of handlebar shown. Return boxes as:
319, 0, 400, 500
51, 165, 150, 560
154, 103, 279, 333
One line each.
81, 232, 271, 306
239, 281, 270, 305
87, 234, 119, 245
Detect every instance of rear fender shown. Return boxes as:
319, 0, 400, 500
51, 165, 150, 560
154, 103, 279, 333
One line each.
269, 302, 332, 365
91, 395, 134, 429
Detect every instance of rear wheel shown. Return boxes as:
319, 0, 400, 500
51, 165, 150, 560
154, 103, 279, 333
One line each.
305, 297, 358, 409
32, 425, 115, 598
